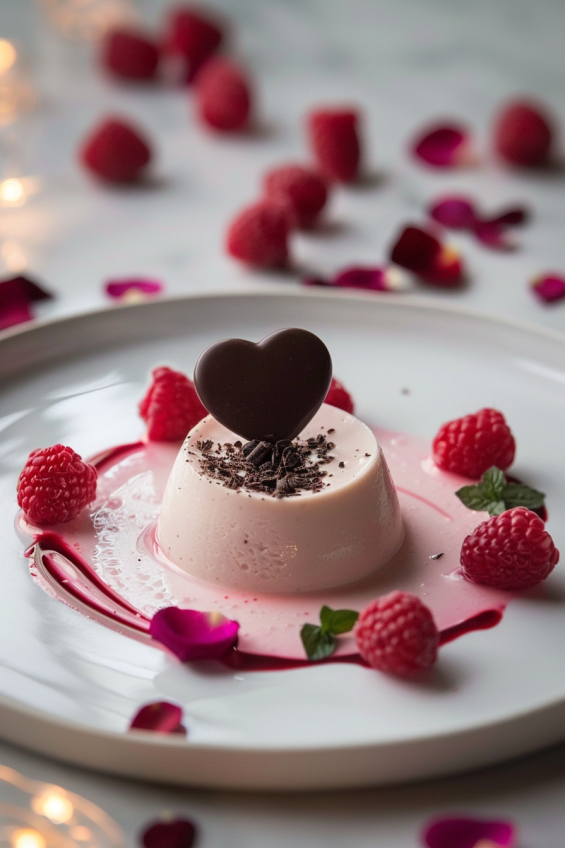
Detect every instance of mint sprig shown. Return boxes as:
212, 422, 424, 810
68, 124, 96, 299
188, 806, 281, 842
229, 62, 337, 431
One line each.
456, 466, 545, 516
300, 605, 359, 661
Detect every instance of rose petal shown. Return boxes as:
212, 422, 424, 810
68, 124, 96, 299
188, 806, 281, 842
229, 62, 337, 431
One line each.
423, 816, 516, 848
129, 701, 186, 734
412, 124, 473, 167
487, 206, 529, 227
332, 265, 411, 292
429, 196, 477, 229
473, 220, 515, 250
0, 275, 54, 330
531, 273, 565, 303
141, 819, 197, 848
149, 607, 239, 661
390, 226, 464, 287
105, 278, 164, 300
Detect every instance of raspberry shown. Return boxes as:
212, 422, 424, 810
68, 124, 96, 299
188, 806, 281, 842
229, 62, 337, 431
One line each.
101, 28, 160, 81
195, 58, 251, 132
354, 591, 438, 676
140, 367, 208, 442
17, 445, 97, 526
325, 377, 354, 414
263, 164, 328, 229
226, 200, 290, 267
80, 118, 152, 183
163, 6, 224, 81
461, 507, 559, 590
307, 108, 361, 183
494, 100, 554, 167
432, 408, 516, 479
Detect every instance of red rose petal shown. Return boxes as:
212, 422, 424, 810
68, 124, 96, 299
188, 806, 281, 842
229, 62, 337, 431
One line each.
105, 278, 164, 300
488, 206, 529, 226
412, 124, 473, 168
0, 275, 53, 330
531, 273, 565, 303
390, 226, 464, 287
429, 196, 477, 229
150, 607, 239, 661
129, 701, 185, 734
423, 815, 516, 848
141, 819, 197, 848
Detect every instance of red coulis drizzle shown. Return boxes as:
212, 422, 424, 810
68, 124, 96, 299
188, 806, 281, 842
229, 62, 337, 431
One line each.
28, 528, 502, 672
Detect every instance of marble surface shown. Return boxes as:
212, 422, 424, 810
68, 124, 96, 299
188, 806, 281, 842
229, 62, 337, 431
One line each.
1, 0, 565, 844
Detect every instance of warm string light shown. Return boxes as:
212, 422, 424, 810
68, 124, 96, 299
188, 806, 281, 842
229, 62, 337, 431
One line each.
32, 793, 74, 825
0, 40, 17, 75
12, 829, 47, 848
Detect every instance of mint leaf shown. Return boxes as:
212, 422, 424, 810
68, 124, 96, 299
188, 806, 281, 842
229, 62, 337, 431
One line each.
502, 482, 545, 510
456, 467, 546, 517
300, 624, 335, 661
456, 484, 494, 512
319, 605, 359, 635
481, 466, 506, 499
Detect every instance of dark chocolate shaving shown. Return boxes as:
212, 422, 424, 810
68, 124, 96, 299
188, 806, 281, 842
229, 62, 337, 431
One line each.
194, 433, 336, 497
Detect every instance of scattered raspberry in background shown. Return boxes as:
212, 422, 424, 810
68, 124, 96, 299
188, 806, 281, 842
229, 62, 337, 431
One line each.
307, 108, 361, 183
195, 58, 251, 132
354, 591, 439, 676
325, 377, 354, 414
17, 445, 97, 526
461, 506, 559, 590
163, 6, 225, 83
226, 200, 290, 267
139, 366, 208, 441
432, 408, 516, 479
493, 100, 555, 167
80, 117, 152, 183
263, 164, 328, 228
101, 28, 160, 81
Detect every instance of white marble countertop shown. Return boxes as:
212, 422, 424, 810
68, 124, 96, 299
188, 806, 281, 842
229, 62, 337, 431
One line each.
1, 0, 565, 844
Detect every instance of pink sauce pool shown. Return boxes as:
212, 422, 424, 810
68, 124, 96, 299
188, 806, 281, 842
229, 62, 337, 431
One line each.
21, 428, 513, 666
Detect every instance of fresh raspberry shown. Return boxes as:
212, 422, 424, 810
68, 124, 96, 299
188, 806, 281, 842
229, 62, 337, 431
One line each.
163, 6, 224, 82
17, 445, 97, 526
307, 108, 361, 183
354, 591, 438, 676
195, 58, 251, 132
226, 200, 290, 267
493, 100, 554, 167
461, 507, 559, 590
432, 408, 516, 479
139, 366, 208, 441
263, 164, 328, 228
101, 28, 160, 81
325, 377, 354, 414
80, 118, 152, 183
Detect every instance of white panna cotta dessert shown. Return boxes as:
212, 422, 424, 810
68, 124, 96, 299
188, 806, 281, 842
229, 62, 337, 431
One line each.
157, 403, 403, 593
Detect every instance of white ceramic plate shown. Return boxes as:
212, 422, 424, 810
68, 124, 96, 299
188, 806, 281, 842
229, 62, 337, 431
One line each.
1, 290, 565, 791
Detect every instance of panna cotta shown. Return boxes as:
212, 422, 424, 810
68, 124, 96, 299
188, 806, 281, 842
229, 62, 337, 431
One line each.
156, 403, 403, 593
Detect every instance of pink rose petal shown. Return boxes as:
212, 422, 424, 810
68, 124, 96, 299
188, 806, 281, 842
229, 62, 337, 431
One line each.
473, 220, 515, 250
129, 701, 186, 734
429, 196, 477, 229
333, 265, 410, 292
531, 273, 565, 303
149, 607, 240, 661
0, 275, 54, 331
141, 819, 197, 848
423, 816, 516, 848
105, 278, 164, 300
412, 124, 473, 167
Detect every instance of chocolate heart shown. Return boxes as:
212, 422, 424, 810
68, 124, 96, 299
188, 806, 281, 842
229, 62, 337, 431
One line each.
194, 328, 333, 443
